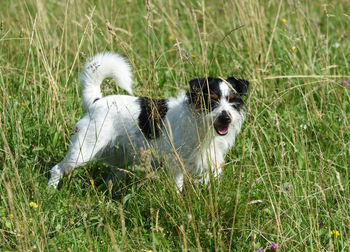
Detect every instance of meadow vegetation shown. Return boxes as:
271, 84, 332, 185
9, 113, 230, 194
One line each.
0, 0, 349, 250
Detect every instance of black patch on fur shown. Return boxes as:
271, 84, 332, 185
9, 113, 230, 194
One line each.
225, 77, 249, 111
138, 97, 168, 139
226, 77, 249, 96
93, 98, 100, 103
187, 77, 249, 113
228, 94, 245, 111
187, 77, 222, 112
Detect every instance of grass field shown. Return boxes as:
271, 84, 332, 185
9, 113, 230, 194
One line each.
1, 0, 350, 251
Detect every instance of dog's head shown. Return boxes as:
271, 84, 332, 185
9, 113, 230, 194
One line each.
188, 77, 249, 136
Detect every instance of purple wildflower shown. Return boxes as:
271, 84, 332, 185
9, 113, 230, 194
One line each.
319, 221, 325, 228
271, 242, 280, 252
342, 80, 349, 86
149, 58, 154, 64
76, 205, 83, 210
257, 249, 264, 252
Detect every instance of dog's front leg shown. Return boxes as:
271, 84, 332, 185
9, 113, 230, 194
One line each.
200, 160, 223, 186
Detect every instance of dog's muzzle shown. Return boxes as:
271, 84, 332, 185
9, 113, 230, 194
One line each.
214, 111, 231, 136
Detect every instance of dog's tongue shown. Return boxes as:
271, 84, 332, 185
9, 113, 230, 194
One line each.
216, 125, 229, 135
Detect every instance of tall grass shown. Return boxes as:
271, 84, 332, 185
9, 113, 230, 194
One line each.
1, 0, 349, 250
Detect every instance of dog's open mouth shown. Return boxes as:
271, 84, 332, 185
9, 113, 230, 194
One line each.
214, 124, 229, 136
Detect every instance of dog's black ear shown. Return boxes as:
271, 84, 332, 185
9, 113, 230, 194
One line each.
189, 78, 207, 92
226, 77, 249, 96
188, 78, 212, 107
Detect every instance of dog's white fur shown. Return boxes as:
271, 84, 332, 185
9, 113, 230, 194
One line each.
48, 52, 246, 191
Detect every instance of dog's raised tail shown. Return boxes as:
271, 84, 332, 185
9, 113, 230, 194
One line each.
80, 52, 133, 109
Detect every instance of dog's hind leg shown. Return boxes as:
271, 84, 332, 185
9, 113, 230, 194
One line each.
48, 142, 97, 189
48, 163, 65, 188
48, 118, 114, 188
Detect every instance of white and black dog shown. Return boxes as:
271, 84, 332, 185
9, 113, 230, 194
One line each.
48, 52, 249, 191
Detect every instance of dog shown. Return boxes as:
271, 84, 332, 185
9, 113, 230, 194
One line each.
48, 52, 249, 191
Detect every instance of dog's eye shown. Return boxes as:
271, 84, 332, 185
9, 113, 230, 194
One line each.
228, 94, 235, 102
210, 93, 219, 101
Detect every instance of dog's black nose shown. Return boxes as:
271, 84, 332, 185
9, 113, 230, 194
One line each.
218, 111, 231, 124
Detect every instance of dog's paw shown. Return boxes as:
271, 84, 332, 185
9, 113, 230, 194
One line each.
48, 165, 63, 189
48, 177, 60, 189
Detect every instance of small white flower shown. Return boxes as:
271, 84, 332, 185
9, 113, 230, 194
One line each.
187, 214, 192, 221
332, 42, 340, 48
299, 124, 307, 130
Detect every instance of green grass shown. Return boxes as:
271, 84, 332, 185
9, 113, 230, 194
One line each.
1, 0, 350, 250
